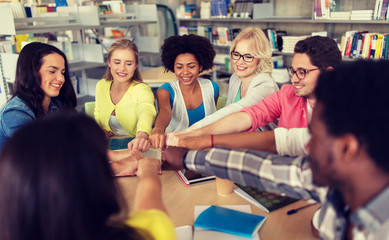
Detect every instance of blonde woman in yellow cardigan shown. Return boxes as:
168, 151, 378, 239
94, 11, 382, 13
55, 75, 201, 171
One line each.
95, 39, 156, 152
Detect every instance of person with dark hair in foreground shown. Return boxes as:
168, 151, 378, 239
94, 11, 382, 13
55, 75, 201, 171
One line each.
162, 60, 389, 239
0, 113, 175, 240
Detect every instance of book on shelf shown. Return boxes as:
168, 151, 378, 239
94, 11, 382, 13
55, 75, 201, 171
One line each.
350, 10, 373, 20
232, 0, 253, 19
370, 34, 378, 58
380, 0, 389, 20
211, 0, 228, 18
234, 184, 298, 213
374, 0, 389, 20
330, 11, 351, 20
176, 169, 215, 186
340, 30, 357, 56
374, 0, 381, 20
194, 205, 265, 239
200, 1, 211, 19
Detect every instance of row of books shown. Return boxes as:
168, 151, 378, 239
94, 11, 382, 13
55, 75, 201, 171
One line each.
0, 2, 27, 27
373, 0, 389, 20
330, 10, 374, 21
313, 0, 336, 20
178, 26, 241, 47
265, 29, 287, 52
315, 0, 388, 20
209, 0, 254, 19
341, 31, 389, 59
192, 0, 264, 20
179, 25, 288, 52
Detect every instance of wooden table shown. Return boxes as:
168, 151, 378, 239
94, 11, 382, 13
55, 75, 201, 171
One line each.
117, 171, 319, 240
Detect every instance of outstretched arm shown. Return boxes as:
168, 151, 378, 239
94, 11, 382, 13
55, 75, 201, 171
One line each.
169, 131, 277, 153
184, 148, 323, 201
149, 89, 172, 150
133, 157, 167, 213
166, 111, 253, 147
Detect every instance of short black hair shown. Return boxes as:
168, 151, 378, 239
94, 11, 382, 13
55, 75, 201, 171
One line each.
294, 36, 342, 70
161, 34, 215, 73
315, 59, 389, 173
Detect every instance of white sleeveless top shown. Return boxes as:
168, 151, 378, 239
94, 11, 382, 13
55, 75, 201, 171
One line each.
165, 78, 217, 133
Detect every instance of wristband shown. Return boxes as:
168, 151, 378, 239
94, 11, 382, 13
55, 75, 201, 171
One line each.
210, 134, 214, 148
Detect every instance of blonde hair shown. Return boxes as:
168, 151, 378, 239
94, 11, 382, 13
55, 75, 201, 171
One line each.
229, 27, 273, 74
103, 39, 143, 82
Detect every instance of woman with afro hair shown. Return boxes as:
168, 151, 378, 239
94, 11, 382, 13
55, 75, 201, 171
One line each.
148, 34, 219, 150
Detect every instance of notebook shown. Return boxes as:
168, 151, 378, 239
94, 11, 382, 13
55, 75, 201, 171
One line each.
194, 205, 265, 239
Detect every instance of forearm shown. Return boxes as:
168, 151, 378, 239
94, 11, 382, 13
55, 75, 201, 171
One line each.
151, 110, 171, 134
136, 107, 156, 134
214, 131, 276, 153
133, 175, 167, 213
185, 148, 320, 200
196, 112, 252, 136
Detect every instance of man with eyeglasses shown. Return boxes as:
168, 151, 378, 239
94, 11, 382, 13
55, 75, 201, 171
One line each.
168, 36, 342, 156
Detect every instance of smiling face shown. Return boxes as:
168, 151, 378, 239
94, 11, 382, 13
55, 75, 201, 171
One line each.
174, 53, 201, 86
290, 53, 321, 99
231, 39, 259, 82
108, 48, 137, 84
39, 53, 65, 102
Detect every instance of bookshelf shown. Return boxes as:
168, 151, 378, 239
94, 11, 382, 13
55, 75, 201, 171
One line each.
177, 0, 389, 67
0, 4, 158, 106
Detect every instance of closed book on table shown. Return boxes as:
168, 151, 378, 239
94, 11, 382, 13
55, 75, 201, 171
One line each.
194, 205, 266, 238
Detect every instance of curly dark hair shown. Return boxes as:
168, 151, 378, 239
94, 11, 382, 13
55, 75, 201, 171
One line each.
13, 42, 76, 118
161, 34, 215, 73
294, 36, 342, 70
315, 59, 389, 173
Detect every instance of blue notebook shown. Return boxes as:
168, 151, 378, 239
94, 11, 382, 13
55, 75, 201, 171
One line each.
194, 205, 266, 238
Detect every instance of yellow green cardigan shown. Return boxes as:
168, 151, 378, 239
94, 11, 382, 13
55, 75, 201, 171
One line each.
94, 79, 156, 137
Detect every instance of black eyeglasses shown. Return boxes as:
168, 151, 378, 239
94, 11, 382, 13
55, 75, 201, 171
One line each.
287, 67, 320, 80
231, 51, 255, 63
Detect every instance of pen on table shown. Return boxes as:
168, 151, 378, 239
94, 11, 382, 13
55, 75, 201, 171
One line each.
287, 203, 317, 215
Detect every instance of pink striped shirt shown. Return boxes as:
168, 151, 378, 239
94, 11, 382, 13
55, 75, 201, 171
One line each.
241, 84, 309, 132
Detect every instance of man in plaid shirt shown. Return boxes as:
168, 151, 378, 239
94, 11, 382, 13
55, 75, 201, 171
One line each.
162, 60, 389, 239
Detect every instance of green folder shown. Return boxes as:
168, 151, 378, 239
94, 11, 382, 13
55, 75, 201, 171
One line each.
108, 137, 133, 150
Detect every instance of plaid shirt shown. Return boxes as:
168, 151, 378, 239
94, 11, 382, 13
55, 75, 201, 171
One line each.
185, 147, 389, 240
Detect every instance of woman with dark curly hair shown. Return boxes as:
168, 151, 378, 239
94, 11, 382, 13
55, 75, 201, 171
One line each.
148, 34, 219, 150
0, 42, 77, 151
